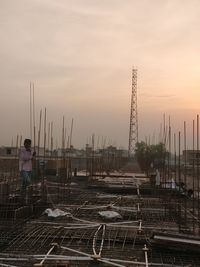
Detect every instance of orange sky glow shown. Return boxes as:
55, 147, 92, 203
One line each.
0, 0, 200, 149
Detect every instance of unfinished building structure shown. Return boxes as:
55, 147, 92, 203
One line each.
0, 138, 200, 267
0, 80, 199, 266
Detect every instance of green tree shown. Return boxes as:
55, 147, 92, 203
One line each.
135, 142, 166, 175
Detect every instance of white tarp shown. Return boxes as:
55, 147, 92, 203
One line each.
98, 211, 122, 220
44, 208, 71, 218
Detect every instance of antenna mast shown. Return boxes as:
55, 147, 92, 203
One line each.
128, 68, 138, 157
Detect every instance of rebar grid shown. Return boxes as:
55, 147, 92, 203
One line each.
0, 171, 199, 266
2, 208, 198, 267
151, 249, 200, 266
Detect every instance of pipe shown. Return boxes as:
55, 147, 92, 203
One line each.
138, 220, 142, 232
143, 244, 149, 267
34, 244, 55, 266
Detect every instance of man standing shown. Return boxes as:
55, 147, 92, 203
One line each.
155, 169, 161, 187
19, 139, 36, 203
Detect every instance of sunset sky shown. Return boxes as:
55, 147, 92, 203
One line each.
0, 0, 200, 149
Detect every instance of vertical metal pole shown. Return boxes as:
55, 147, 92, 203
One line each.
192, 119, 195, 233
62, 116, 65, 156
19, 135, 22, 148
168, 119, 171, 182
69, 118, 74, 181
47, 122, 50, 154
197, 114, 200, 234
163, 114, 167, 186
15, 134, 19, 179
42, 108, 47, 202
92, 134, 95, 176
178, 131, 181, 231
168, 121, 172, 217
61, 116, 65, 200
159, 123, 163, 143
32, 83, 36, 181
30, 82, 32, 140
33, 83, 36, 152
69, 118, 74, 149
163, 113, 166, 144
174, 133, 177, 184
37, 110, 42, 161
184, 121, 187, 225
43, 108, 47, 159
50, 122, 53, 157
174, 132, 178, 217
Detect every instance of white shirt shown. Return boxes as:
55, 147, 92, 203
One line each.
19, 147, 33, 171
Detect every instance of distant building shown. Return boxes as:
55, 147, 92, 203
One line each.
182, 150, 200, 166
0, 146, 18, 157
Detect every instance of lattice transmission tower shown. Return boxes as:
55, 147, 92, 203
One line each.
128, 68, 138, 157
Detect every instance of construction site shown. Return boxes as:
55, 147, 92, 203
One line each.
0, 69, 200, 267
